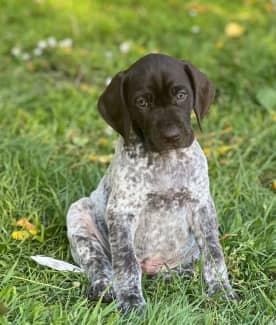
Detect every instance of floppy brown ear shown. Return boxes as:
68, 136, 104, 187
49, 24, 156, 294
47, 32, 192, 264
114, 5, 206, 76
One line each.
97, 72, 131, 140
183, 62, 215, 130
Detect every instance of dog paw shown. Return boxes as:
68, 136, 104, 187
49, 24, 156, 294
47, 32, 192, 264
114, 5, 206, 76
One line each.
118, 293, 146, 313
208, 283, 239, 302
87, 279, 115, 303
222, 290, 239, 301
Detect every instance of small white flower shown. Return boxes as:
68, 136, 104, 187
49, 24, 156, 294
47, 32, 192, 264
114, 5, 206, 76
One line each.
37, 40, 47, 49
33, 48, 43, 56
191, 25, 201, 33
188, 9, 198, 17
11, 47, 21, 57
105, 51, 113, 59
47, 36, 57, 48
105, 77, 112, 86
59, 38, 73, 48
21, 53, 31, 61
105, 126, 113, 136
119, 41, 131, 53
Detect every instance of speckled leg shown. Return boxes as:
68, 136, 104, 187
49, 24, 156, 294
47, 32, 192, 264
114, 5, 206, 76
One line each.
190, 198, 237, 300
67, 198, 115, 302
107, 210, 146, 313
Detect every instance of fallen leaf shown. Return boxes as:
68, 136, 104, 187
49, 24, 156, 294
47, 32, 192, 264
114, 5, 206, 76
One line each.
222, 126, 233, 134
151, 48, 159, 53
215, 40, 224, 49
97, 137, 109, 146
16, 218, 38, 235
88, 154, 113, 164
273, 180, 276, 192
12, 230, 30, 240
225, 22, 245, 38
62, 47, 72, 54
136, 45, 147, 54
203, 148, 210, 156
79, 83, 93, 92
264, 2, 273, 12
217, 145, 234, 155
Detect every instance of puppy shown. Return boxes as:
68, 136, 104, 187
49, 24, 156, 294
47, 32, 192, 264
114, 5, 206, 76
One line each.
67, 54, 236, 312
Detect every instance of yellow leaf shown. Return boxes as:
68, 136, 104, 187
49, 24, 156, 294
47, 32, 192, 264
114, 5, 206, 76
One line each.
62, 47, 72, 54
203, 148, 210, 156
136, 45, 147, 54
215, 40, 224, 49
222, 126, 233, 134
12, 230, 30, 240
97, 137, 109, 146
217, 145, 233, 154
79, 83, 93, 92
225, 22, 245, 38
88, 154, 113, 164
16, 218, 37, 235
264, 2, 273, 12
151, 48, 159, 53
273, 180, 276, 192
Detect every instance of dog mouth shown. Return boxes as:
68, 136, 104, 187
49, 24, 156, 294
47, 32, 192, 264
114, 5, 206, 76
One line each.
147, 134, 194, 152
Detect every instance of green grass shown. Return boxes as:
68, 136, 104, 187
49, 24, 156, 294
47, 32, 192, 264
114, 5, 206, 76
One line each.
0, 0, 276, 323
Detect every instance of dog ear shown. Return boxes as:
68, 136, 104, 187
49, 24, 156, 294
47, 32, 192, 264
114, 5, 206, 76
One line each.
183, 62, 215, 131
98, 72, 131, 141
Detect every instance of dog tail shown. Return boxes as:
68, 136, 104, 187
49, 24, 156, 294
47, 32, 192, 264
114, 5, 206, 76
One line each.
31, 255, 83, 273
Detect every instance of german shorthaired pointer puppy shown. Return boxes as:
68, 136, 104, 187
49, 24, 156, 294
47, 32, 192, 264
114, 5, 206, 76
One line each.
67, 53, 236, 312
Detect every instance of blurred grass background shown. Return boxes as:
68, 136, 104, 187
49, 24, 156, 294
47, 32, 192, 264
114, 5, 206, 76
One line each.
0, 0, 276, 323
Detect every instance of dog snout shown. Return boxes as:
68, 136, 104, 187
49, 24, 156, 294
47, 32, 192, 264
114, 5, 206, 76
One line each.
161, 127, 181, 142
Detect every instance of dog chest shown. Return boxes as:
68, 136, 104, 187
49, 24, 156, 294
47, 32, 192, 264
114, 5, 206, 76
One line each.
133, 194, 198, 272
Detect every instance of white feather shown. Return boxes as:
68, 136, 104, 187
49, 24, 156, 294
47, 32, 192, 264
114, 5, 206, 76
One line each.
31, 255, 84, 273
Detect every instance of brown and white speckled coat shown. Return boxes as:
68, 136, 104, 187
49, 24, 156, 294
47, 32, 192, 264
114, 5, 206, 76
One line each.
67, 137, 235, 312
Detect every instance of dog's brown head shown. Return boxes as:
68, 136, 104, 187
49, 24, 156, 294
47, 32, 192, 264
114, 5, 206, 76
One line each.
98, 53, 215, 152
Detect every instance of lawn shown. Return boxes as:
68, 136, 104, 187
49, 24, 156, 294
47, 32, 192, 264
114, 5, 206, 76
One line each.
0, 0, 276, 323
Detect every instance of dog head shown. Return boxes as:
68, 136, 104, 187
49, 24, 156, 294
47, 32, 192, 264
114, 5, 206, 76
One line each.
98, 53, 215, 152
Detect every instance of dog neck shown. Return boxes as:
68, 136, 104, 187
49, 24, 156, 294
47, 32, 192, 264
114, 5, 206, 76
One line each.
119, 130, 196, 166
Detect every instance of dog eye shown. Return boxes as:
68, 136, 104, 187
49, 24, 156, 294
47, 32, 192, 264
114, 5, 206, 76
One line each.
176, 91, 188, 101
135, 96, 148, 109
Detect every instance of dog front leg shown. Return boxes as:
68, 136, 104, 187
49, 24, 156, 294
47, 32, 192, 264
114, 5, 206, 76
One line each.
107, 211, 145, 313
189, 198, 237, 300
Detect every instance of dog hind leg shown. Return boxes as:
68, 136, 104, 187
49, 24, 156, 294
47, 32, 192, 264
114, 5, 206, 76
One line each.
67, 197, 114, 302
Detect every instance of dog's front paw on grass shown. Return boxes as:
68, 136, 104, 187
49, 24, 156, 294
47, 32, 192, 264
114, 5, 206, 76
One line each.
208, 284, 240, 302
87, 280, 115, 303
118, 293, 146, 314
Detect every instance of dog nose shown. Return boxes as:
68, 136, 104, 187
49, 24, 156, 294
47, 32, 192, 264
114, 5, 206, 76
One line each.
162, 127, 181, 142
